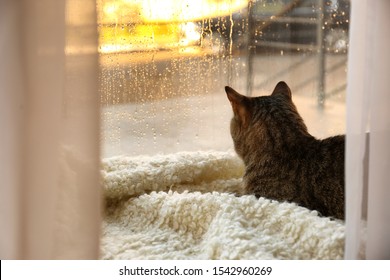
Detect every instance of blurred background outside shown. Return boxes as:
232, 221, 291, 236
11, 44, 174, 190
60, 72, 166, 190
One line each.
95, 0, 350, 158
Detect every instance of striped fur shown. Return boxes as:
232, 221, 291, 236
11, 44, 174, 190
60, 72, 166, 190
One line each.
225, 82, 345, 220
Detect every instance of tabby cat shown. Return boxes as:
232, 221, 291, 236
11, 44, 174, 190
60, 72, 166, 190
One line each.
225, 81, 345, 220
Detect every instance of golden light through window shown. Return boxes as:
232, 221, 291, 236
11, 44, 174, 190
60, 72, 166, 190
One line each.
96, 0, 247, 54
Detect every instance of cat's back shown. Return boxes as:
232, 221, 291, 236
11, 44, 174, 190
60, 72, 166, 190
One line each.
295, 134, 345, 219
303, 134, 345, 178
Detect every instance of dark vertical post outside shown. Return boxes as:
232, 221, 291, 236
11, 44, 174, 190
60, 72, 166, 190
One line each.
317, 0, 326, 109
246, 0, 254, 97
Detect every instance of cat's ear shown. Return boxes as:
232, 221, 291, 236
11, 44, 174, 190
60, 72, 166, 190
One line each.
271, 81, 292, 99
225, 86, 251, 127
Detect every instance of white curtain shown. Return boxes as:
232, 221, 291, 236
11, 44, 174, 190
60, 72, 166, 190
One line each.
0, 0, 101, 259
345, 0, 390, 259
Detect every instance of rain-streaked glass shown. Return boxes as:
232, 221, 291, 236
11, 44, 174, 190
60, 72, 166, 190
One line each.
96, 0, 350, 157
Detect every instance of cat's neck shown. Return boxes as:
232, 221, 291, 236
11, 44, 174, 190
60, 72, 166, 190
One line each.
240, 130, 316, 166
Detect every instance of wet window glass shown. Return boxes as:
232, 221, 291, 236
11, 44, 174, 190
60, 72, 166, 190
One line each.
96, 0, 350, 157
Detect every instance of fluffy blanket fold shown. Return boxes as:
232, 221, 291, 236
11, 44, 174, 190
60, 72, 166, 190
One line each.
100, 151, 345, 259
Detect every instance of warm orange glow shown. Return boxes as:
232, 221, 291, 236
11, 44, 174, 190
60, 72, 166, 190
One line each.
139, 0, 248, 22
97, 0, 248, 54
98, 0, 248, 24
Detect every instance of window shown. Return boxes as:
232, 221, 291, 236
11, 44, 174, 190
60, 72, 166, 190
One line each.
97, 0, 349, 158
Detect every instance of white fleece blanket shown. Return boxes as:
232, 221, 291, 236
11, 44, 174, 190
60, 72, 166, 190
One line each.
100, 151, 345, 259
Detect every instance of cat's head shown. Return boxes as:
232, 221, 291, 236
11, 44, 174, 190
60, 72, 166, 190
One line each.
225, 81, 309, 159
